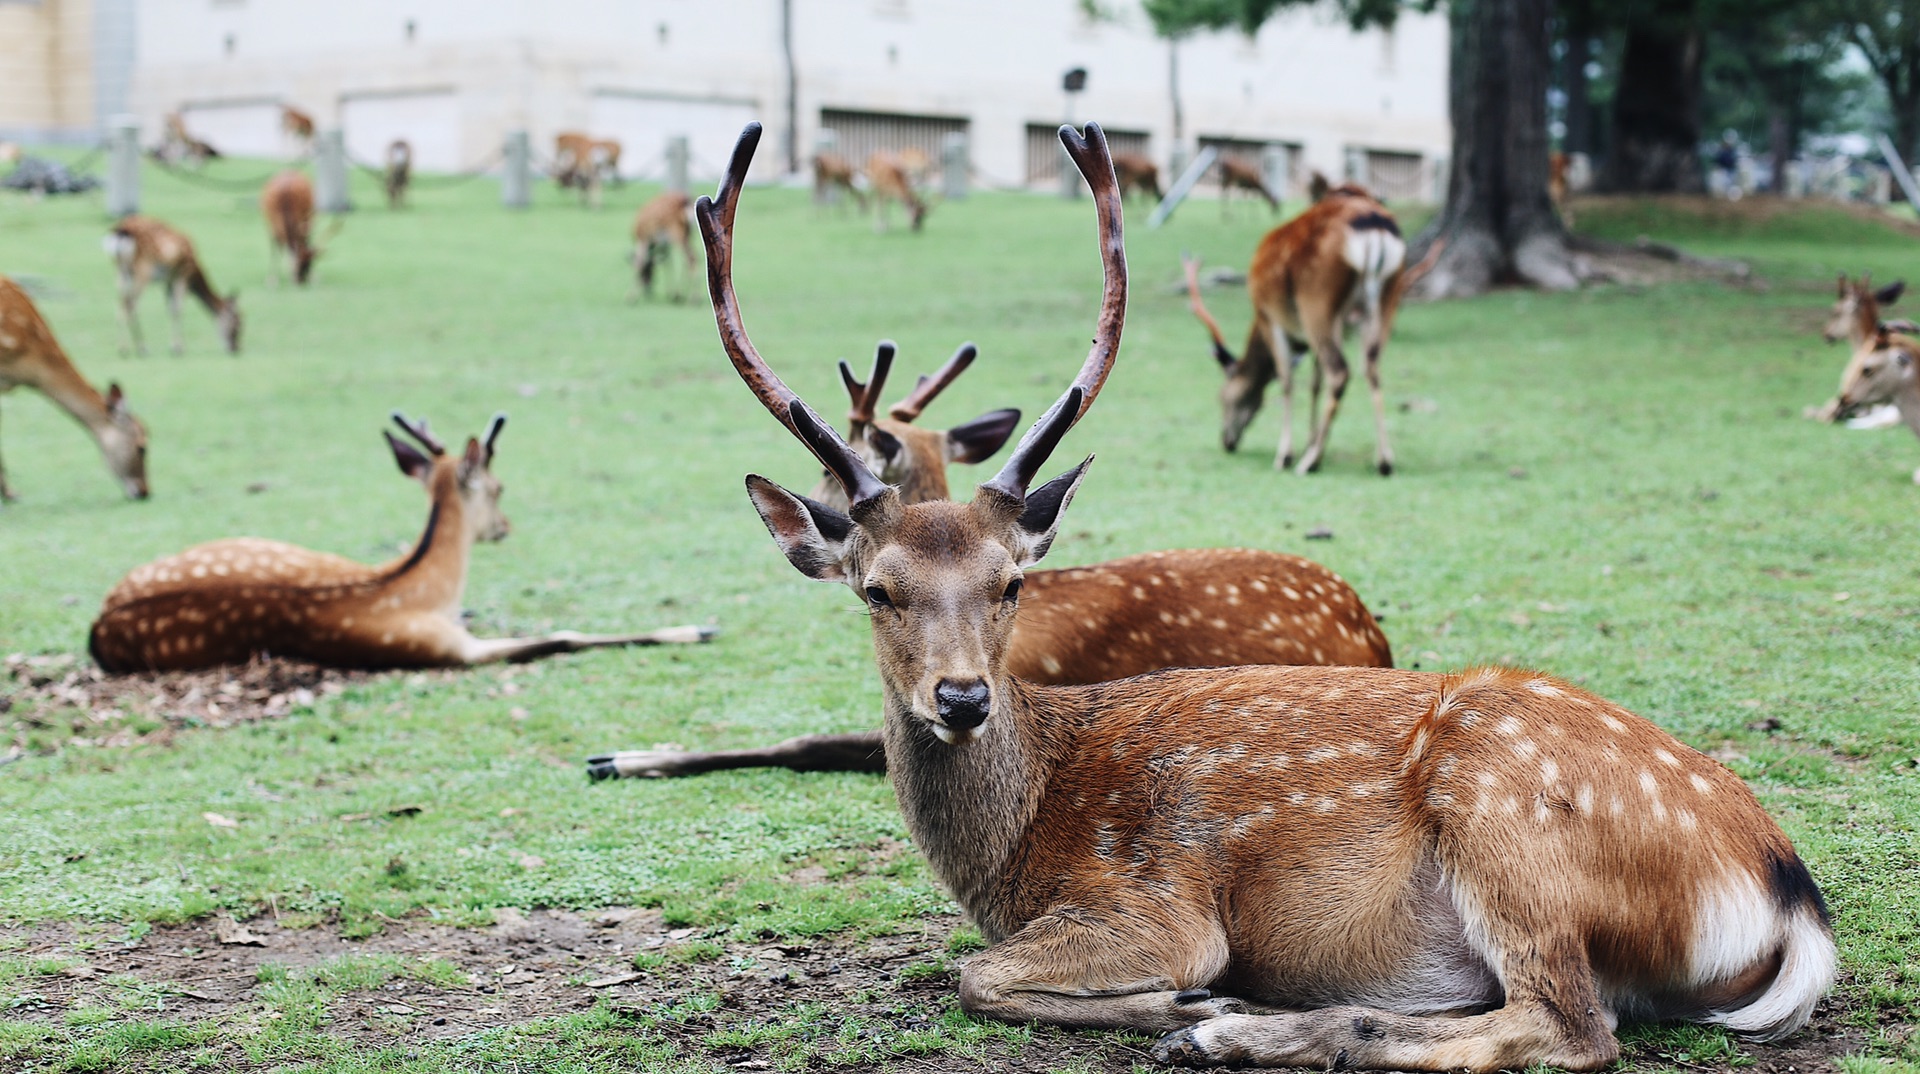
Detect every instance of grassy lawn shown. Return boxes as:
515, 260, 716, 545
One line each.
1, 154, 1917, 1072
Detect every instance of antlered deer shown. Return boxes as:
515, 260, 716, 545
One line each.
813, 151, 866, 211
0, 276, 149, 501
1112, 151, 1164, 203
261, 171, 331, 286
1217, 155, 1279, 214
104, 216, 242, 356
629, 190, 696, 303
384, 140, 412, 210
89, 413, 715, 672
696, 120, 1834, 1070
588, 344, 1388, 779
1830, 324, 1920, 483
866, 152, 928, 233
1186, 174, 1438, 474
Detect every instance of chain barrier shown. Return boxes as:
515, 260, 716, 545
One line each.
148, 156, 291, 191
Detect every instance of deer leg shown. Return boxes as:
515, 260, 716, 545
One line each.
958, 908, 1272, 1033
586, 729, 886, 780
0, 404, 13, 502
1363, 337, 1393, 476
1154, 938, 1619, 1071
116, 277, 147, 357
1270, 326, 1299, 470
456, 625, 718, 665
165, 276, 187, 355
1295, 338, 1350, 475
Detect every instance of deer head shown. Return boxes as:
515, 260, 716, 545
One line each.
98, 382, 150, 500
216, 292, 242, 354
812, 340, 1022, 510
1834, 325, 1917, 417
1824, 273, 1905, 344
699, 121, 1124, 743
1182, 253, 1267, 451
385, 412, 510, 541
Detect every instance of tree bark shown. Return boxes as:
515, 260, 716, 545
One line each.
1603, 20, 1706, 192
1413, 0, 1578, 297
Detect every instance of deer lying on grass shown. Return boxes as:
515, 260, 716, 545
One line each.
697, 119, 1834, 1070
866, 152, 929, 233
90, 413, 715, 672
281, 105, 315, 147
384, 140, 412, 209
104, 216, 242, 356
1112, 152, 1164, 203
261, 171, 333, 287
813, 152, 866, 210
588, 344, 1389, 779
1217, 155, 1279, 214
159, 114, 219, 169
1831, 324, 1920, 483
1811, 273, 1907, 425
1185, 174, 1438, 475
629, 190, 696, 302
0, 276, 149, 501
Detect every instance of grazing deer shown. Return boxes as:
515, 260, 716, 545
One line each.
695, 120, 1834, 1070
866, 152, 929, 233
588, 341, 1391, 780
1217, 155, 1279, 214
1185, 175, 1438, 474
1112, 152, 1164, 203
104, 216, 242, 356
384, 140, 412, 210
553, 132, 620, 209
813, 151, 866, 211
281, 105, 315, 147
0, 276, 149, 501
1830, 324, 1920, 483
629, 190, 696, 303
89, 413, 715, 672
261, 171, 334, 286
1810, 274, 1906, 424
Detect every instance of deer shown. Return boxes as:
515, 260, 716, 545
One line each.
1810, 273, 1908, 425
588, 343, 1390, 779
158, 113, 219, 169
553, 132, 620, 209
1184, 174, 1440, 475
1112, 151, 1164, 203
628, 190, 696, 303
261, 171, 335, 287
384, 140, 412, 210
693, 119, 1834, 1070
866, 151, 929, 233
0, 276, 149, 501
103, 216, 242, 356
813, 151, 866, 211
1548, 151, 1573, 229
1217, 155, 1279, 214
89, 412, 716, 672
281, 105, 315, 148
1829, 324, 1920, 483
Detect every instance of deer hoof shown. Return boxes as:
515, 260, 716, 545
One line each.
585, 756, 620, 781
1377, 460, 1394, 477
1173, 988, 1212, 1004
1152, 1027, 1216, 1066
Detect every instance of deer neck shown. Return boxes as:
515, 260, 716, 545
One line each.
381, 467, 474, 614
180, 260, 225, 316
880, 676, 1058, 938
23, 351, 116, 439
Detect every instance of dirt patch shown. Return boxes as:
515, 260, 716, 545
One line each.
0, 911, 1877, 1072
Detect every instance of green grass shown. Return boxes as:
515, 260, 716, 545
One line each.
2, 154, 1918, 1071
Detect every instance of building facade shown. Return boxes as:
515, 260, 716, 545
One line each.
119, 0, 1447, 199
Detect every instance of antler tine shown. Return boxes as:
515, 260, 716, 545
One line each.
390, 410, 445, 456
982, 123, 1126, 499
888, 342, 978, 422
841, 341, 897, 426
696, 122, 887, 507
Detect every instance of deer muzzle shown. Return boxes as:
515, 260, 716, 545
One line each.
933, 678, 991, 738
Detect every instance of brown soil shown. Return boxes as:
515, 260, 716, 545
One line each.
0, 910, 1877, 1072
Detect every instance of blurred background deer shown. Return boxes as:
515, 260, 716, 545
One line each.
0, 276, 149, 501
104, 215, 242, 355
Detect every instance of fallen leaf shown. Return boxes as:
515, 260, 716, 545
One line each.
203, 812, 239, 829
585, 972, 643, 988
215, 917, 265, 946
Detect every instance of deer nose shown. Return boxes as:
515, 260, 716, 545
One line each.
934, 679, 991, 732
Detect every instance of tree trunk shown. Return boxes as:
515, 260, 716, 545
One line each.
1768, 107, 1791, 194
1604, 20, 1705, 192
1413, 0, 1578, 297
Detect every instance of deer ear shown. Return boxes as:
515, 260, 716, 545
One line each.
868, 426, 905, 465
1878, 280, 1906, 306
746, 474, 856, 584
1007, 456, 1091, 567
1309, 171, 1331, 202
384, 430, 433, 483
945, 408, 1021, 464
105, 382, 127, 414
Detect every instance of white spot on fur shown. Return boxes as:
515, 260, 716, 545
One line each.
1655, 748, 1681, 767
1495, 715, 1523, 736
1524, 679, 1562, 696
1689, 773, 1714, 795
1599, 713, 1628, 733
1540, 759, 1559, 784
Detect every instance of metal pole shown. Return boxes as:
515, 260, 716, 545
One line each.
105, 114, 140, 217
1261, 143, 1288, 206
941, 131, 968, 200
666, 135, 689, 194
1876, 133, 1920, 215
502, 130, 530, 208
314, 129, 350, 213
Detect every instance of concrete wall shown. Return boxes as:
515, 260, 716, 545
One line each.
129, 0, 1449, 196
0, 0, 98, 141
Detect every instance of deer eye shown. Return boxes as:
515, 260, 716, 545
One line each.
1002, 578, 1023, 603
865, 585, 894, 608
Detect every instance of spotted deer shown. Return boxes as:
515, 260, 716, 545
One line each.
1217, 155, 1279, 214
1185, 175, 1439, 475
384, 140, 412, 210
1830, 324, 1920, 483
629, 190, 696, 303
90, 413, 715, 672
0, 276, 149, 501
813, 151, 866, 211
589, 344, 1388, 779
1112, 152, 1164, 203
104, 216, 242, 356
866, 151, 928, 233
261, 171, 333, 287
693, 120, 1834, 1069
1810, 273, 1907, 425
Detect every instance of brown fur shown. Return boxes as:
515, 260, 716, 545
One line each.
866, 152, 928, 232
553, 132, 619, 208
281, 105, 315, 143
1811, 274, 1906, 422
1832, 325, 1920, 481
0, 276, 149, 500
1112, 152, 1164, 202
629, 191, 695, 302
106, 216, 241, 355
88, 415, 713, 672
1217, 156, 1279, 212
1549, 151, 1572, 228
813, 152, 866, 210
384, 140, 412, 210
260, 171, 319, 286
161, 113, 219, 168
